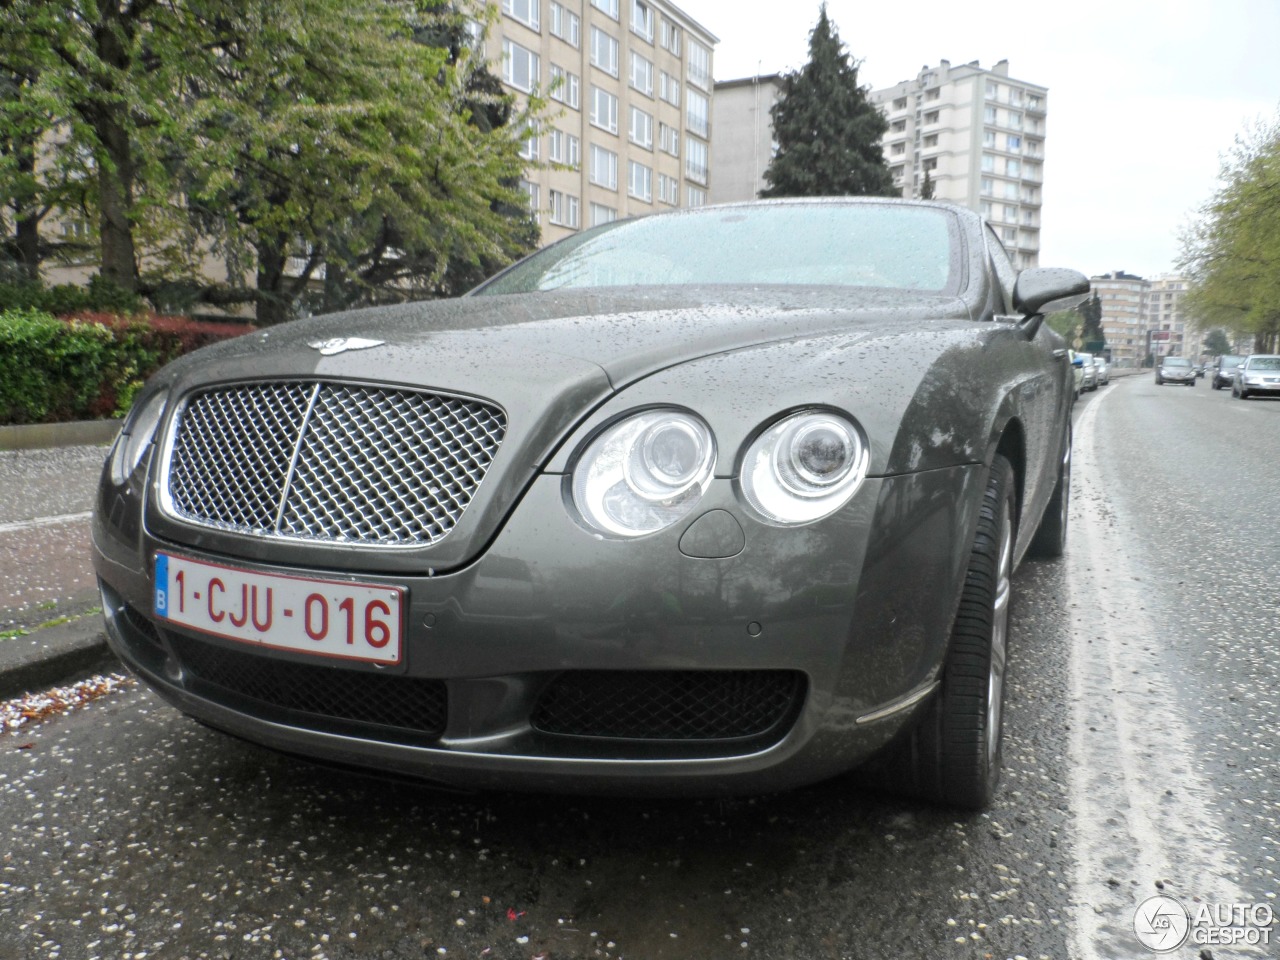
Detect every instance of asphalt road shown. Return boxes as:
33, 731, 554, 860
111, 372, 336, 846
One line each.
0, 377, 1276, 960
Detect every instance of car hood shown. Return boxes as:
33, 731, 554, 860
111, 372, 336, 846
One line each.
146, 286, 973, 573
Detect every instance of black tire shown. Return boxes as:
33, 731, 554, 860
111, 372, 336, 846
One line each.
1029, 424, 1070, 559
876, 455, 1016, 810
1240, 389, 1249, 400
1213, 381, 1221, 390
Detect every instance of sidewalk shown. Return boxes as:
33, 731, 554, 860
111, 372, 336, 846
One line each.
0, 612, 113, 699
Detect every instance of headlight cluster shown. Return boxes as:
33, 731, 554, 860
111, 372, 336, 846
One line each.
571, 408, 869, 537
110, 391, 167, 485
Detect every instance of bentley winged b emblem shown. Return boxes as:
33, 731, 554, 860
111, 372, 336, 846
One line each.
307, 337, 386, 356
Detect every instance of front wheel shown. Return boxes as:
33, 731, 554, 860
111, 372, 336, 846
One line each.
877, 455, 1017, 810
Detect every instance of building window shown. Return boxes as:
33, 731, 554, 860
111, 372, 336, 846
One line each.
1008, 111, 1022, 130
685, 137, 707, 184
980, 201, 992, 218
981, 177, 995, 196
548, 128, 580, 168
658, 121, 679, 157
1002, 226, 1017, 244
1003, 203, 1018, 222
590, 202, 617, 226
549, 2, 580, 46
631, 0, 654, 42
628, 160, 652, 202
520, 179, 540, 221
659, 71, 680, 107
590, 0, 619, 19
1002, 181, 1019, 200
986, 81, 999, 100
923, 110, 939, 125
1006, 157, 1021, 178
922, 157, 937, 172
629, 105, 653, 148
550, 64, 580, 109
630, 51, 654, 96
590, 144, 618, 189
687, 40, 711, 91
925, 87, 940, 101
890, 164, 904, 184
463, 17, 484, 47
686, 88, 709, 137
1009, 88, 1023, 107
981, 153, 994, 172
983, 129, 996, 147
660, 18, 681, 55
922, 134, 938, 148
891, 119, 906, 133
890, 142, 906, 156
983, 105, 997, 124
1006, 134, 1021, 152
518, 127, 539, 160
590, 86, 619, 134
503, 0, 539, 30
590, 26, 619, 76
892, 97, 908, 110
502, 40, 540, 93
549, 190, 580, 228
657, 172, 678, 205
686, 184, 706, 207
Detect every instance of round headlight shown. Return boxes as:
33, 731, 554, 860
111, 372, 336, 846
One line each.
741, 411, 868, 525
110, 391, 167, 485
572, 410, 716, 537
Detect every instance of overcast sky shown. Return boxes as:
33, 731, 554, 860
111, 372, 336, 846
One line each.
677, 0, 1280, 278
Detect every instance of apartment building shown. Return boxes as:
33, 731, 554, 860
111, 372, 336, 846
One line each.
869, 60, 1047, 269
478, 0, 717, 244
1092, 271, 1148, 366
1142, 275, 1195, 359
709, 74, 783, 204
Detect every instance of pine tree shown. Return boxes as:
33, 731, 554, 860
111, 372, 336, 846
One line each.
760, 5, 895, 199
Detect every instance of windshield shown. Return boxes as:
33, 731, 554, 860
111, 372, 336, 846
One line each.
1222, 356, 1244, 368
475, 204, 960, 295
1164, 357, 1192, 367
1246, 357, 1280, 370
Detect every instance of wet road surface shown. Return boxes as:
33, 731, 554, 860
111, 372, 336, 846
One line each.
1, 379, 1276, 959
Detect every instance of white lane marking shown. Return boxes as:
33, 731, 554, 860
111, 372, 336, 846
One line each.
1066, 388, 1261, 959
0, 510, 93, 535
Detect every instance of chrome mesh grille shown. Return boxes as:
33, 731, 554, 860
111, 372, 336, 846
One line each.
165, 382, 506, 545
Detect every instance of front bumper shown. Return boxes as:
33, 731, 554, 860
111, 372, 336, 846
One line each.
93, 466, 983, 794
1240, 379, 1280, 393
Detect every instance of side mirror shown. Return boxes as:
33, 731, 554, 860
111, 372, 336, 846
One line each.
1013, 267, 1091, 316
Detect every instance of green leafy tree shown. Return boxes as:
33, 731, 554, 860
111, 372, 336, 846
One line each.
760, 5, 895, 199
1202, 328, 1233, 356
1180, 115, 1280, 352
919, 168, 935, 200
1045, 309, 1080, 347
1077, 292, 1105, 350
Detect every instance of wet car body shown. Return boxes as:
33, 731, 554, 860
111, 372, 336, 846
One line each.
93, 200, 1086, 807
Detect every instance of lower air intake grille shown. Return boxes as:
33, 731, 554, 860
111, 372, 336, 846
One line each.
532, 670, 803, 741
169, 635, 447, 740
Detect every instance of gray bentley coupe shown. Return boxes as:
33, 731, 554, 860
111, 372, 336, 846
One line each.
92, 199, 1088, 809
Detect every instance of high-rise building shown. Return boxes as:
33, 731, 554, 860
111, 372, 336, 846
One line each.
1142, 275, 1195, 359
478, 0, 718, 245
709, 74, 783, 204
1092, 271, 1148, 366
869, 60, 1047, 269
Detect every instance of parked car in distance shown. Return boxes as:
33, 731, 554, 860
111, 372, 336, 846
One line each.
1211, 355, 1245, 389
92, 198, 1089, 810
1068, 350, 1085, 400
1092, 355, 1110, 385
1080, 354, 1099, 391
1194, 362, 1204, 379
1156, 356, 1196, 386
1232, 354, 1280, 399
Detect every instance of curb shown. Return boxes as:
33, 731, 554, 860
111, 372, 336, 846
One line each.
0, 418, 122, 451
0, 617, 114, 700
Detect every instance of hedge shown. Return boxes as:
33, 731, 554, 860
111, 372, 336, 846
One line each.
0, 275, 144, 316
0, 309, 253, 425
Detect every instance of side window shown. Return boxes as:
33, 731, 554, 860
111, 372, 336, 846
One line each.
984, 225, 1017, 314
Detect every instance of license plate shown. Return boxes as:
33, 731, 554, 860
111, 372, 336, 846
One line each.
154, 553, 404, 665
